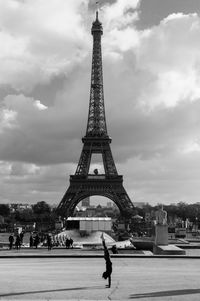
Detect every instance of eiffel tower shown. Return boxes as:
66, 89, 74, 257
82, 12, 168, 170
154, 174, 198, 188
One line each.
57, 11, 134, 218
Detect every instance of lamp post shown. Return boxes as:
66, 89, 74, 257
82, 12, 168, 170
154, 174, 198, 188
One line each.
196, 217, 198, 232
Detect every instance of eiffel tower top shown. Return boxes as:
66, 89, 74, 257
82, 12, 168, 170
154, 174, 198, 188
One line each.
91, 10, 103, 34
85, 10, 108, 139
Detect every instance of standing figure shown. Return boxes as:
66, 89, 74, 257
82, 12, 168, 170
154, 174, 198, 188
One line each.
47, 234, 52, 251
29, 234, 33, 248
111, 245, 118, 254
65, 237, 70, 249
20, 231, 24, 244
69, 237, 74, 248
8, 234, 14, 250
101, 233, 112, 288
34, 234, 40, 249
15, 234, 21, 250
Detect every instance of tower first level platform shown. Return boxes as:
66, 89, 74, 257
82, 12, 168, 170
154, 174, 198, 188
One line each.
57, 174, 134, 218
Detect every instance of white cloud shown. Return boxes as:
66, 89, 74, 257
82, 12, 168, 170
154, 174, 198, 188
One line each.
34, 100, 48, 111
0, 0, 90, 91
136, 13, 200, 109
102, 0, 140, 54
0, 161, 76, 204
0, 93, 84, 164
181, 141, 200, 154
0, 109, 18, 133
10, 162, 40, 177
102, 0, 140, 29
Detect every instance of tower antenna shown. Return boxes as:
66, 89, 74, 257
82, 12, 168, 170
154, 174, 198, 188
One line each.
96, 1, 99, 20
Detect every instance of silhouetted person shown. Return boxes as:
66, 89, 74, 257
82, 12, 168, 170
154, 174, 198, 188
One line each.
15, 234, 21, 250
69, 237, 73, 248
47, 234, 52, 251
94, 168, 98, 175
111, 244, 118, 254
8, 234, 14, 250
65, 238, 70, 249
20, 232, 24, 244
29, 234, 33, 248
101, 233, 112, 288
34, 234, 40, 249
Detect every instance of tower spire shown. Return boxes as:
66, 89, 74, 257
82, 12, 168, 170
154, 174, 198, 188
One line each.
95, 1, 99, 21
86, 8, 107, 137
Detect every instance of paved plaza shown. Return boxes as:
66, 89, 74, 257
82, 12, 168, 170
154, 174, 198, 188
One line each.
0, 252, 200, 300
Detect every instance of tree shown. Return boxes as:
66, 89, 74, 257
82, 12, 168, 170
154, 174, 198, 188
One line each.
32, 201, 51, 215
15, 208, 34, 222
0, 204, 10, 217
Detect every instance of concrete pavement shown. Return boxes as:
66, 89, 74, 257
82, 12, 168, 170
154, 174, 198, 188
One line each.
0, 255, 200, 300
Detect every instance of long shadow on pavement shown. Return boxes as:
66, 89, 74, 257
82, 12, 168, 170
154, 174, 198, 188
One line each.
0, 285, 104, 298
130, 288, 200, 299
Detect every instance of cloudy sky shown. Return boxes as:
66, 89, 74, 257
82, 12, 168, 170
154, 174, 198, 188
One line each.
1, 0, 200, 206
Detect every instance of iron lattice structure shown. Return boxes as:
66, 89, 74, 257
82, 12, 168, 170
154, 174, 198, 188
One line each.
57, 12, 134, 218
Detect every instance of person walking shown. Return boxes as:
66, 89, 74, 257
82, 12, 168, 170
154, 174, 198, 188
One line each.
8, 234, 14, 250
101, 233, 112, 288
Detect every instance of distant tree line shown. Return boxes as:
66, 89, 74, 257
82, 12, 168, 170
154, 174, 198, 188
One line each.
134, 202, 200, 223
0, 201, 57, 225
1, 201, 200, 226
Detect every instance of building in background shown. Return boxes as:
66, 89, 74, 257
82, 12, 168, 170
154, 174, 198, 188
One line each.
133, 202, 147, 209
66, 217, 112, 233
82, 197, 90, 207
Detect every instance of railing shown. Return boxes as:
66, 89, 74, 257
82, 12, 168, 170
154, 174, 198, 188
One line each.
87, 175, 105, 180
70, 174, 123, 181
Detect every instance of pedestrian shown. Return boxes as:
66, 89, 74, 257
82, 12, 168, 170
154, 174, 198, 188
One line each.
15, 234, 21, 250
101, 233, 112, 288
8, 234, 14, 250
69, 237, 73, 248
47, 234, 52, 251
29, 234, 33, 248
111, 244, 118, 254
34, 234, 40, 249
20, 231, 24, 244
65, 237, 70, 249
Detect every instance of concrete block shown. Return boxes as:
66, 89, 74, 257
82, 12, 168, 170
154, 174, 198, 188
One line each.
153, 244, 186, 255
155, 224, 168, 245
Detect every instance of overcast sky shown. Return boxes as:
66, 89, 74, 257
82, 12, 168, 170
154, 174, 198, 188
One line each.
1, 0, 200, 206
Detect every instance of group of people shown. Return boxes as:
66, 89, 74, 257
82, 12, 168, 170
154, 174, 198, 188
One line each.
29, 233, 40, 248
9, 231, 42, 250
8, 232, 24, 250
29, 233, 74, 250
65, 237, 73, 249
